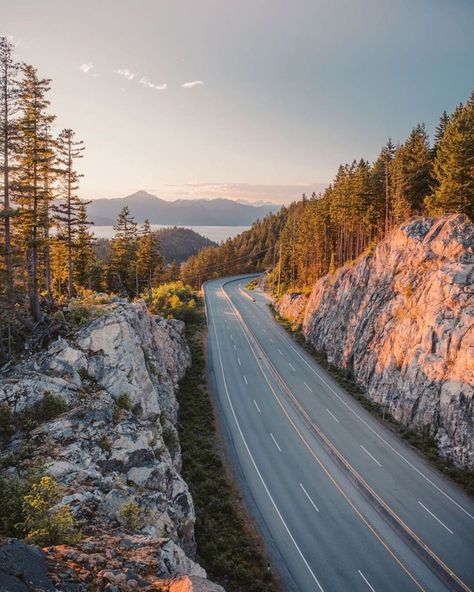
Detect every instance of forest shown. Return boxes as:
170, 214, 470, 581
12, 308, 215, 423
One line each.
181, 93, 473, 290
0, 38, 168, 359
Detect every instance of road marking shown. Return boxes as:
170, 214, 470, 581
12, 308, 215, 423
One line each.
360, 445, 382, 468
243, 375, 248, 385
253, 399, 261, 413
205, 295, 325, 592
270, 433, 282, 452
289, 363, 296, 371
278, 349, 283, 355
304, 381, 313, 392
299, 483, 319, 513
326, 409, 339, 423
218, 281, 431, 592
230, 334, 233, 340
237, 357, 241, 366
358, 570, 376, 592
233, 344, 236, 351
270, 338, 274, 344
280, 330, 474, 520
418, 501, 454, 534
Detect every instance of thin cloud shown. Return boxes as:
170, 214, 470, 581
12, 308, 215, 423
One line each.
115, 68, 136, 81
139, 76, 167, 91
181, 80, 205, 88
79, 62, 94, 74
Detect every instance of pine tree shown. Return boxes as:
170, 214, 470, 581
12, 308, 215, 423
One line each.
15, 64, 55, 321
425, 94, 474, 216
107, 206, 137, 295
53, 128, 85, 298
73, 202, 95, 291
136, 219, 162, 301
0, 36, 20, 356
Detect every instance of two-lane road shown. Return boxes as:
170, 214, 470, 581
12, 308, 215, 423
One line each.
204, 275, 474, 592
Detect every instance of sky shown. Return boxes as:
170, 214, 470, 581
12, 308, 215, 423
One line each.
2, 0, 473, 204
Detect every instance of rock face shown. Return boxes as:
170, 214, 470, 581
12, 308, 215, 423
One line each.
0, 301, 221, 590
278, 215, 474, 468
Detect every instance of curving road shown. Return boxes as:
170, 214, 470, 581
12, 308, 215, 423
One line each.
204, 275, 474, 592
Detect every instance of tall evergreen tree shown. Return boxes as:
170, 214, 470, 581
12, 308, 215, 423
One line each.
107, 206, 137, 295
136, 219, 162, 300
73, 202, 95, 291
0, 36, 20, 355
425, 94, 474, 216
53, 128, 85, 298
15, 64, 55, 321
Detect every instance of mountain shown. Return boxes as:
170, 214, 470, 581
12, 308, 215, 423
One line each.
87, 191, 280, 226
94, 226, 217, 264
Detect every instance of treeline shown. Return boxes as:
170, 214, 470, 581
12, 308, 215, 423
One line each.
182, 93, 473, 290
0, 38, 164, 358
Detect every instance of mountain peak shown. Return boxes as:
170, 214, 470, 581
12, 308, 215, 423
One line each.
125, 190, 159, 201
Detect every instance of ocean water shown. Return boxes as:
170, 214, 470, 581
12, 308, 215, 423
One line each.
91, 224, 250, 243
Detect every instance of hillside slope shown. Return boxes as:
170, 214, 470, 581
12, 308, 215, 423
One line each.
0, 301, 224, 591
278, 215, 473, 468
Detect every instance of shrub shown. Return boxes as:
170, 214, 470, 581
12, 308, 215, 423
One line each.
119, 500, 142, 530
34, 393, 68, 422
22, 475, 80, 546
0, 403, 15, 442
98, 434, 112, 454
162, 425, 178, 451
116, 393, 132, 411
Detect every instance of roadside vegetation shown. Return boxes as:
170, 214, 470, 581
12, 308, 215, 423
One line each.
272, 308, 474, 496
176, 297, 278, 592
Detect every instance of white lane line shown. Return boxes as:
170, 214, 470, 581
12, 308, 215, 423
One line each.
358, 570, 376, 592
253, 399, 261, 413
269, 338, 274, 344
299, 483, 319, 513
360, 445, 382, 468
289, 363, 296, 371
326, 409, 339, 423
270, 432, 282, 452
243, 375, 248, 385
278, 349, 283, 355
233, 344, 236, 351
282, 335, 474, 520
230, 334, 233, 340
206, 293, 325, 591
418, 501, 454, 534
304, 381, 313, 392
237, 357, 242, 366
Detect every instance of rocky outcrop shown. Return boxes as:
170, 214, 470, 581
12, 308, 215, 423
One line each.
0, 301, 222, 590
278, 215, 474, 468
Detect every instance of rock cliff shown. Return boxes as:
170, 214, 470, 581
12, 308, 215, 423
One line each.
0, 301, 224, 591
277, 215, 473, 468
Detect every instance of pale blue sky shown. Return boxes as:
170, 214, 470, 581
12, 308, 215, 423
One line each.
2, 0, 473, 202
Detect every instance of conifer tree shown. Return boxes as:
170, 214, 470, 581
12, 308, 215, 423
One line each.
425, 94, 474, 216
15, 64, 55, 321
73, 202, 95, 291
53, 128, 86, 298
0, 36, 20, 355
107, 206, 137, 295
136, 219, 162, 300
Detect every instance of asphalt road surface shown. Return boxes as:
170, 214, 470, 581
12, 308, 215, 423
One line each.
204, 275, 474, 592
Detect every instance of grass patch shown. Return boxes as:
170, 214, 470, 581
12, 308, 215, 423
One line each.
177, 301, 277, 592
271, 305, 474, 496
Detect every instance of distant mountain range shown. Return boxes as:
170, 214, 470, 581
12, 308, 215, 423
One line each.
87, 191, 281, 226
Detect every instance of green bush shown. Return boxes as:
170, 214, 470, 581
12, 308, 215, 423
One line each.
119, 500, 142, 531
0, 403, 15, 442
23, 475, 80, 546
148, 281, 200, 322
116, 393, 132, 411
34, 393, 68, 422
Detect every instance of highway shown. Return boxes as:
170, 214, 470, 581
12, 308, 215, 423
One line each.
204, 275, 474, 592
